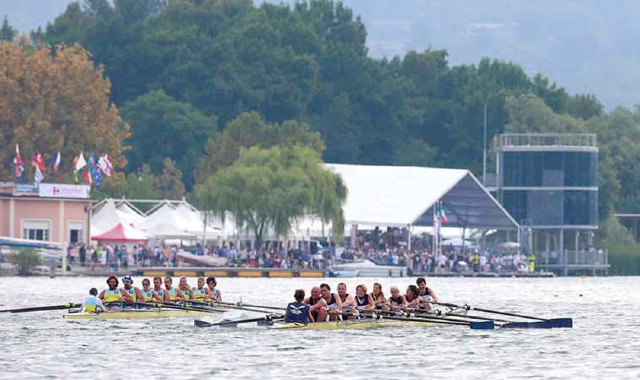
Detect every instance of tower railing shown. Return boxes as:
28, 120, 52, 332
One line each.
494, 134, 597, 148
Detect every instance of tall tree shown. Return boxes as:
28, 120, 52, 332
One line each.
0, 16, 16, 42
158, 158, 186, 200
121, 90, 217, 189
196, 144, 346, 245
0, 37, 129, 181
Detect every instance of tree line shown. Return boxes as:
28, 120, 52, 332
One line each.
2, 0, 640, 243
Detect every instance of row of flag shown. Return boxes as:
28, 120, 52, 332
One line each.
13, 145, 113, 187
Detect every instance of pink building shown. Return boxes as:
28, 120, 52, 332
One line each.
0, 183, 91, 244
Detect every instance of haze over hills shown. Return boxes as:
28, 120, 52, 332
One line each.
1, 0, 638, 108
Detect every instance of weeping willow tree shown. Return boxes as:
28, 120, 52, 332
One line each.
196, 144, 346, 247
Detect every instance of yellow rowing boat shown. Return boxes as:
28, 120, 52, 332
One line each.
63, 309, 216, 320
270, 318, 453, 330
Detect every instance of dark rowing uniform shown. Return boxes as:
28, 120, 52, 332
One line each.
308, 296, 324, 322
388, 295, 405, 308
355, 295, 370, 310
418, 287, 432, 309
285, 301, 310, 325
371, 293, 386, 309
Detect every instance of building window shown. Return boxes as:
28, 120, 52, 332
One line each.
22, 220, 51, 241
69, 221, 85, 244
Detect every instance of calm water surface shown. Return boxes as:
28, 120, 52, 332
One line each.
1, 276, 639, 380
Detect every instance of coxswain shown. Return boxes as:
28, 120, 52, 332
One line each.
337, 282, 356, 317
99, 275, 124, 311
370, 282, 388, 311
320, 283, 342, 321
179, 277, 195, 301
304, 286, 327, 323
164, 276, 186, 302
205, 276, 222, 302
386, 286, 406, 311
354, 284, 375, 313
121, 275, 144, 307
140, 278, 163, 304
416, 277, 438, 310
82, 288, 106, 313
284, 289, 311, 325
152, 276, 167, 302
403, 285, 420, 309
193, 277, 207, 302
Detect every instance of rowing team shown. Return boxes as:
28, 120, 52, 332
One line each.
284, 277, 438, 325
83, 275, 223, 312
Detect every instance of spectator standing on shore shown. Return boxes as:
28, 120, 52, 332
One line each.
79, 244, 86, 267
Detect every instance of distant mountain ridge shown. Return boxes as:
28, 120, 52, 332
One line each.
2, 0, 638, 108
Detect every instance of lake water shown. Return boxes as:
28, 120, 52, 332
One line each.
1, 276, 639, 380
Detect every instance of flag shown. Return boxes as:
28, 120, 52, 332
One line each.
34, 166, 44, 183
98, 154, 113, 176
51, 152, 61, 174
74, 151, 87, 171
13, 145, 25, 178
94, 168, 102, 187
36, 153, 45, 170
84, 169, 92, 186
439, 202, 448, 224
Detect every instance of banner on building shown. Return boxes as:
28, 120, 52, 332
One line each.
38, 184, 90, 199
13, 184, 40, 197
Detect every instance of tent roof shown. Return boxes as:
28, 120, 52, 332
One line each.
92, 199, 140, 232
146, 223, 197, 239
325, 163, 518, 230
91, 223, 148, 242
135, 204, 186, 231
117, 202, 143, 217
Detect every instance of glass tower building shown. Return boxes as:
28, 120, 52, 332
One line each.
492, 134, 601, 275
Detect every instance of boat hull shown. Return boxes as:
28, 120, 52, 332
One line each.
63, 309, 215, 320
271, 318, 452, 330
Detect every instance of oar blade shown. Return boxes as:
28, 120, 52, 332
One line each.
194, 320, 214, 328
501, 321, 553, 329
469, 321, 495, 330
550, 318, 573, 328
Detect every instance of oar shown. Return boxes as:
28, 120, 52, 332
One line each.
374, 312, 494, 330
132, 302, 227, 314
185, 300, 277, 314
217, 301, 286, 312
0, 303, 82, 314
432, 301, 572, 328
195, 314, 284, 328
409, 308, 514, 324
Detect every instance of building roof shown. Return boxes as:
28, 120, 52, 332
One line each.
325, 163, 519, 229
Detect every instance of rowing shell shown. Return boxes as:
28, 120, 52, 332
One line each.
63, 309, 216, 320
270, 318, 453, 330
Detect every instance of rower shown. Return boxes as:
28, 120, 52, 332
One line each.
354, 284, 375, 314
337, 282, 356, 317
205, 276, 222, 302
193, 277, 207, 302
284, 289, 311, 325
164, 276, 186, 302
99, 275, 124, 311
320, 283, 342, 321
140, 278, 163, 304
121, 275, 145, 307
304, 286, 327, 323
370, 282, 388, 311
179, 277, 195, 301
403, 285, 420, 309
416, 277, 438, 310
82, 288, 106, 313
386, 286, 406, 311
152, 276, 166, 302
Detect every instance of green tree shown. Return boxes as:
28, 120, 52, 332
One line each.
124, 164, 162, 201
121, 90, 217, 189
158, 158, 186, 200
196, 112, 323, 181
196, 145, 346, 245
394, 139, 438, 167
0, 16, 16, 41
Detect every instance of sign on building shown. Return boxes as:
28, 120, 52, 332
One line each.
38, 184, 91, 199
13, 184, 39, 197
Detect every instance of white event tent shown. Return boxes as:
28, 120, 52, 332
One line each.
91, 199, 141, 235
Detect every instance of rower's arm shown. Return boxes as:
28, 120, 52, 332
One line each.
366, 295, 375, 310
96, 298, 106, 312
98, 290, 106, 301
176, 289, 186, 301
121, 289, 134, 303
152, 291, 163, 303
334, 293, 342, 311
163, 291, 171, 303
428, 289, 438, 303
135, 288, 146, 302
216, 290, 222, 302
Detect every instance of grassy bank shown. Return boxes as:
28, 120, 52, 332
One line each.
607, 245, 640, 275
